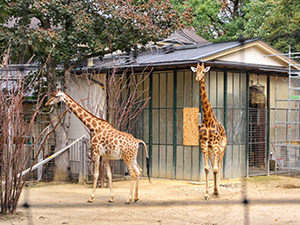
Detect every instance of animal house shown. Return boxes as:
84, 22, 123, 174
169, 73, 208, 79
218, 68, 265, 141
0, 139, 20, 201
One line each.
1, 2, 300, 222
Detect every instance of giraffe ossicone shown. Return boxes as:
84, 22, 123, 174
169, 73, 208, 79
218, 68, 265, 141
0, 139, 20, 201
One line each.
191, 63, 227, 200
45, 90, 150, 204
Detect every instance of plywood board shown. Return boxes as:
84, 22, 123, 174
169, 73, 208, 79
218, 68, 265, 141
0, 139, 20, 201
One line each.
183, 108, 199, 146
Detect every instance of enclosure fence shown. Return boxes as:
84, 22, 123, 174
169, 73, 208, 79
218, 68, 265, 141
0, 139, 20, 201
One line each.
273, 48, 300, 176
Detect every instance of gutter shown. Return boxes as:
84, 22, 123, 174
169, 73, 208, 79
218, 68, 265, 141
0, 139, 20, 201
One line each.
75, 59, 294, 76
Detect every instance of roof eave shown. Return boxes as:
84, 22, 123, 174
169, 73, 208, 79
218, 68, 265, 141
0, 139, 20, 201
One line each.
77, 59, 292, 76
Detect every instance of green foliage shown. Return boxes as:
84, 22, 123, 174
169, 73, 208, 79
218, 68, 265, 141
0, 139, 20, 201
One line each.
172, 0, 250, 40
259, 0, 300, 53
171, 0, 300, 53
0, 0, 182, 65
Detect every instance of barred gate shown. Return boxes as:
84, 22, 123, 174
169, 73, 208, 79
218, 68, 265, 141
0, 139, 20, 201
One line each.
25, 137, 89, 182
69, 138, 89, 182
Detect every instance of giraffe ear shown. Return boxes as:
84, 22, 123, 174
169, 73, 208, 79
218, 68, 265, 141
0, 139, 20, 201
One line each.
191, 67, 196, 73
204, 66, 211, 73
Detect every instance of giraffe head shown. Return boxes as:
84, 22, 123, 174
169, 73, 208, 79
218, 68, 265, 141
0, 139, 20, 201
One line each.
45, 90, 66, 106
191, 63, 210, 81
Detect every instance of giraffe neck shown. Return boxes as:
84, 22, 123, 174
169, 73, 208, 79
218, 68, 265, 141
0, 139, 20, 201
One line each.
199, 79, 215, 121
63, 94, 103, 131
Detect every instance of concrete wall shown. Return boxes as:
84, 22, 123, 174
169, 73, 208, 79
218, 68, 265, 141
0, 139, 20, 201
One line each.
68, 74, 106, 139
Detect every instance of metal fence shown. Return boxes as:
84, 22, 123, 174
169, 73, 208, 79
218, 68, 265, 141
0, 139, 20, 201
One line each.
24, 137, 89, 183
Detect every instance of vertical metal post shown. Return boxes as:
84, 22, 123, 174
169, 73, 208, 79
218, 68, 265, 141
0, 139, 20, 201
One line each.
141, 73, 145, 171
266, 75, 270, 175
245, 72, 250, 177
165, 72, 168, 177
288, 47, 292, 171
191, 70, 194, 180
106, 70, 110, 121
149, 72, 153, 176
223, 70, 227, 177
274, 76, 278, 175
198, 72, 202, 180
173, 70, 177, 179
79, 138, 86, 184
288, 46, 291, 146
158, 73, 161, 177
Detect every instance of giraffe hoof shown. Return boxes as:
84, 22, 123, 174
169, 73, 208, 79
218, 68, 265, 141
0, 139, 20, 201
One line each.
134, 197, 139, 202
213, 192, 219, 197
87, 199, 94, 203
126, 199, 132, 204
205, 195, 209, 200
108, 198, 114, 203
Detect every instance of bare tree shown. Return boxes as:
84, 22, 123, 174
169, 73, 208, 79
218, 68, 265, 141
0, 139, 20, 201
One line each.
0, 47, 45, 214
107, 68, 151, 133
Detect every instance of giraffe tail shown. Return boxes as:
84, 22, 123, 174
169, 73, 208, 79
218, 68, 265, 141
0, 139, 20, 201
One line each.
138, 140, 151, 183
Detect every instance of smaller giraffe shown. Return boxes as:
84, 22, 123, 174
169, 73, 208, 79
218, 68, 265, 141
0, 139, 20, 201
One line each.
191, 63, 227, 200
45, 90, 150, 204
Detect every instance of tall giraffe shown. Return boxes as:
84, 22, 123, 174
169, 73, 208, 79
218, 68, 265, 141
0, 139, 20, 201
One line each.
45, 90, 150, 204
191, 63, 227, 200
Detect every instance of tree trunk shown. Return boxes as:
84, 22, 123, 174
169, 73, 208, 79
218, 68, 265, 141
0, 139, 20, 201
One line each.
47, 58, 71, 181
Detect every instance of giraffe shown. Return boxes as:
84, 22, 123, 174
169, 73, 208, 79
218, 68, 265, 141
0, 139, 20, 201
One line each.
45, 90, 150, 204
191, 63, 227, 200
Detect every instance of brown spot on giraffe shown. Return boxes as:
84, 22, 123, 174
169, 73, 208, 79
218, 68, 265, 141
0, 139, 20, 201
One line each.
92, 120, 97, 127
44, 90, 151, 204
191, 63, 227, 200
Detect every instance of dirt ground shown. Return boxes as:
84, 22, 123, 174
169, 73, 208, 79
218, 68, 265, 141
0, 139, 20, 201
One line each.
1, 175, 300, 225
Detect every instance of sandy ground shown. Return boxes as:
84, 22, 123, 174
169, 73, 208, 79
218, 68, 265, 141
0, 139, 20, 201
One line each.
1, 176, 300, 225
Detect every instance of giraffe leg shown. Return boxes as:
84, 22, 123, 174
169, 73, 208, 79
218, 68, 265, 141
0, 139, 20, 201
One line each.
104, 159, 114, 203
126, 165, 136, 204
201, 142, 209, 200
133, 160, 142, 202
216, 139, 227, 196
88, 154, 100, 203
213, 146, 220, 197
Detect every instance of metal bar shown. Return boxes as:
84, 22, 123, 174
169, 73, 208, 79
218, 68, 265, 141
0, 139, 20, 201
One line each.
158, 73, 161, 177
288, 47, 291, 146
173, 70, 177, 179
267, 74, 270, 175
223, 70, 228, 177
245, 72, 250, 177
198, 71, 202, 181
275, 121, 300, 124
231, 72, 234, 176
20, 136, 86, 177
274, 76, 278, 174
191, 70, 194, 180
276, 99, 300, 101
149, 72, 153, 176
275, 144, 300, 147
216, 71, 219, 118
183, 70, 186, 178
165, 72, 168, 177
238, 72, 241, 172
141, 73, 145, 172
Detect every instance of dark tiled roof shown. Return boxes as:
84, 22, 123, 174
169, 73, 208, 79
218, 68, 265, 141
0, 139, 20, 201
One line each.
93, 39, 257, 69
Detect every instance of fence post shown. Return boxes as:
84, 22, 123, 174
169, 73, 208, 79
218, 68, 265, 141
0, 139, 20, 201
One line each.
78, 138, 86, 184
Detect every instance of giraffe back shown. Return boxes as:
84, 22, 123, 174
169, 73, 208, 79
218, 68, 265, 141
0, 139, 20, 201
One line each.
91, 124, 140, 161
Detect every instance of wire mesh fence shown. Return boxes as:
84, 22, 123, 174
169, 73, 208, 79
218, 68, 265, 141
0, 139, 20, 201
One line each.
274, 61, 300, 176
7, 136, 298, 225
